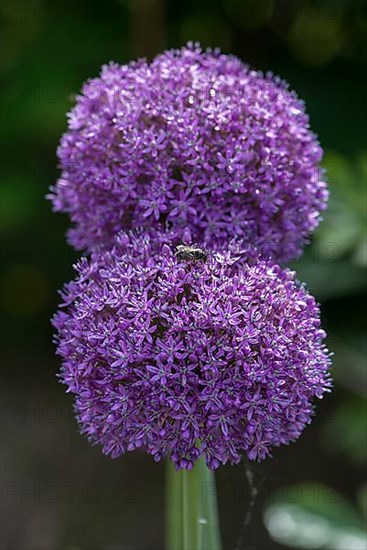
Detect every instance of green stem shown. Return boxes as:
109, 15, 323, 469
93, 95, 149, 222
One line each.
166, 460, 183, 550
165, 457, 222, 550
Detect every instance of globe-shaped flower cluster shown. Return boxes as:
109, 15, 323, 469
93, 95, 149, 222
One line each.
49, 43, 327, 262
53, 233, 331, 469
52, 44, 332, 469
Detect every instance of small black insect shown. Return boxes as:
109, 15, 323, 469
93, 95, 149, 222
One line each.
175, 244, 208, 262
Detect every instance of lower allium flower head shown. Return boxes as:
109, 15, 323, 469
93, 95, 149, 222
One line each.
49, 43, 327, 262
53, 233, 331, 469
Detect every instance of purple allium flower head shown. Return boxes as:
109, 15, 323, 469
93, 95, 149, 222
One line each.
49, 43, 327, 262
52, 232, 331, 469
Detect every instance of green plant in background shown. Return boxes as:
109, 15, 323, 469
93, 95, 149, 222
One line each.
292, 151, 367, 301
320, 152, 366, 267
275, 150, 367, 550
1, 1, 366, 548
322, 396, 367, 466
264, 483, 367, 549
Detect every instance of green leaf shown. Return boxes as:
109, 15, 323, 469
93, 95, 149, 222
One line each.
312, 151, 367, 266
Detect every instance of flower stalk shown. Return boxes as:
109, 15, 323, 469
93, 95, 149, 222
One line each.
166, 457, 222, 550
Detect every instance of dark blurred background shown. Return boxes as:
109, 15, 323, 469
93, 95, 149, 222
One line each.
1, 0, 366, 549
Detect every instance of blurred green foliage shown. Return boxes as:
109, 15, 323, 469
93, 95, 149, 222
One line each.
292, 151, 367, 300
0, 0, 366, 548
264, 483, 366, 549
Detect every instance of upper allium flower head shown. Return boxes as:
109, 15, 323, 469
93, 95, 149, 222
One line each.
53, 233, 331, 469
49, 43, 327, 262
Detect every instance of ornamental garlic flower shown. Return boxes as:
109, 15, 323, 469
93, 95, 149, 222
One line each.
52, 233, 331, 469
49, 43, 327, 262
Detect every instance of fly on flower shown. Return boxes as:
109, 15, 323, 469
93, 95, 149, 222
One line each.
175, 244, 208, 262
